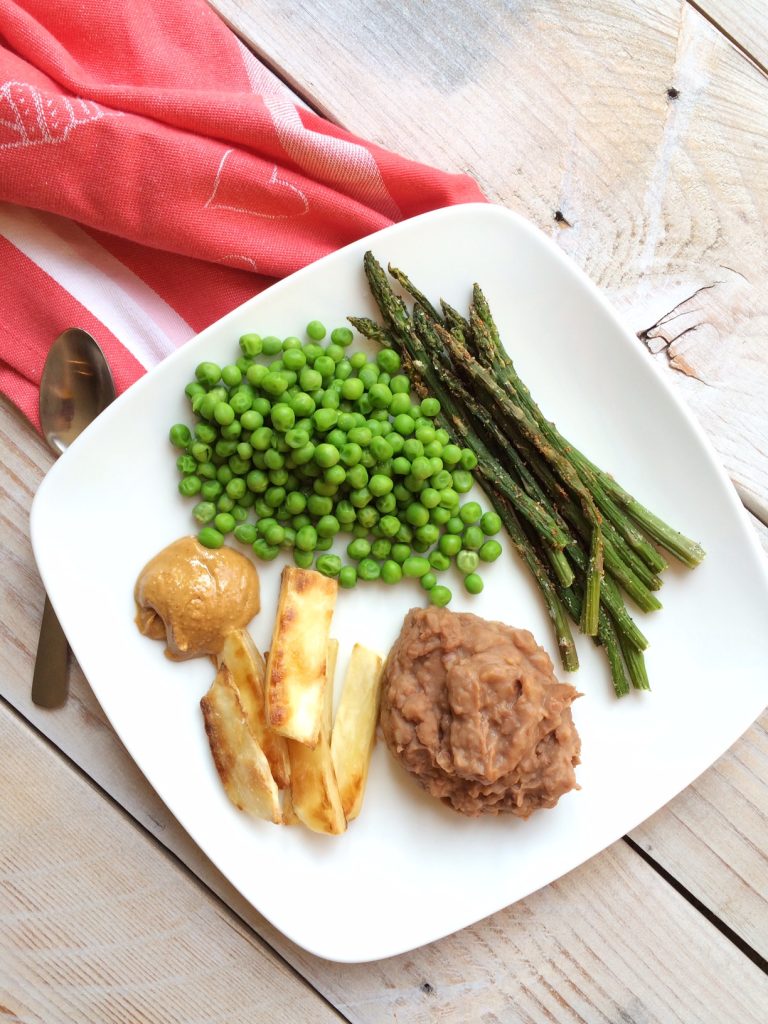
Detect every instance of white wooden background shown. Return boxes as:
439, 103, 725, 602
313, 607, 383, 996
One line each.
1, 1, 767, 1021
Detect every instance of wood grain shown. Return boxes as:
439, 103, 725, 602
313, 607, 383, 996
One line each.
692, 0, 768, 73
211, 0, 768, 523
0, 707, 341, 1024
2, 702, 767, 1024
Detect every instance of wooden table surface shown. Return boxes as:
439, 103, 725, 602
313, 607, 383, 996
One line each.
2, 1, 767, 1021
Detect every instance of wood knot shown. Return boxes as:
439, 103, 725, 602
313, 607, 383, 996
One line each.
667, 86, 680, 99
421, 982, 435, 995
553, 209, 571, 228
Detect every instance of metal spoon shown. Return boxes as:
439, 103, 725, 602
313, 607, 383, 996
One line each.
32, 328, 116, 708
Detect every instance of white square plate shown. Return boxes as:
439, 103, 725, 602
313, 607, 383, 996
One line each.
31, 204, 768, 962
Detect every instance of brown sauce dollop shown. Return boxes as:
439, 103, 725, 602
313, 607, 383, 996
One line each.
134, 536, 260, 660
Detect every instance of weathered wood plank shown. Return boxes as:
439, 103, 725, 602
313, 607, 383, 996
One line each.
1, 372, 766, 1015
692, 0, 768, 73
2, 701, 766, 1024
210, 0, 768, 522
0, 706, 342, 1024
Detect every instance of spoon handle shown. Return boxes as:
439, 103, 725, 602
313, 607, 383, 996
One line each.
31, 595, 70, 708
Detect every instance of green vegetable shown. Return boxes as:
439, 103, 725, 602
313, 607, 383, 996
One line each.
429, 584, 452, 607
464, 572, 484, 594
198, 526, 224, 548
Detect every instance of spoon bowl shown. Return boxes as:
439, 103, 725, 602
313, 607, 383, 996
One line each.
33, 328, 116, 708
40, 328, 117, 455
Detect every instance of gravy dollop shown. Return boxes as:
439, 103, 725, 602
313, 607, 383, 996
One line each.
134, 536, 260, 660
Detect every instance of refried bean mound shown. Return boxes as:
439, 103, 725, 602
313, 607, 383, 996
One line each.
379, 606, 581, 818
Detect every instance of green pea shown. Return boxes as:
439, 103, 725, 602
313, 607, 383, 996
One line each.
338, 565, 358, 588
420, 572, 437, 591
231, 523, 256, 545
179, 475, 202, 497
268, 403, 293, 432
441, 443, 461, 465
369, 382, 392, 410
415, 523, 439, 546
283, 491, 307, 516
420, 397, 441, 418
379, 514, 401, 537
356, 505, 379, 529
237, 333, 260, 356
293, 548, 314, 568
391, 543, 411, 564
324, 464, 347, 486
392, 413, 415, 436
263, 523, 285, 546
380, 559, 402, 584
351, 522, 369, 538
430, 505, 451, 525
357, 557, 381, 581
292, 442, 316, 465
312, 407, 337, 433
194, 422, 217, 444
463, 526, 484, 551
201, 480, 223, 501
403, 556, 430, 578
396, 523, 414, 544
195, 361, 221, 386
328, 326, 352, 347
282, 348, 306, 372
405, 504, 430, 527
411, 458, 436, 481
245, 364, 268, 387
388, 392, 412, 417
314, 355, 335, 379
250, 538, 277, 561
169, 423, 191, 448
464, 572, 484, 594
368, 474, 393, 498
217, 494, 234, 513
295, 525, 318, 551
460, 501, 482, 525
316, 514, 341, 537
346, 464, 369, 489
428, 550, 451, 572
429, 585, 452, 608
412, 539, 430, 553
456, 549, 480, 574
211, 511, 234, 534
431, 469, 453, 490
306, 319, 326, 340
315, 554, 342, 578
438, 533, 460, 557
263, 449, 284, 471
307, 494, 333, 517
347, 538, 371, 561
479, 539, 503, 562
226, 477, 247, 500
420, 487, 441, 509
439, 487, 460, 509
197, 526, 224, 548
376, 492, 397, 514
460, 449, 479, 470
371, 538, 392, 560
192, 501, 217, 524
480, 511, 502, 536
220, 421, 242, 441
314, 443, 340, 468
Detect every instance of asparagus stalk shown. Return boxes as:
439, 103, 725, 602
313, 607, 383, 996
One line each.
437, 329, 604, 635
471, 283, 701, 570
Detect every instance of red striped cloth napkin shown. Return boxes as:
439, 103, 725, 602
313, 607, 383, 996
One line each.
0, 0, 484, 430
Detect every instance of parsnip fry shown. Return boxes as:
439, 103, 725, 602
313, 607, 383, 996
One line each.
201, 665, 281, 824
287, 639, 346, 835
265, 567, 338, 747
217, 629, 290, 789
331, 644, 384, 820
